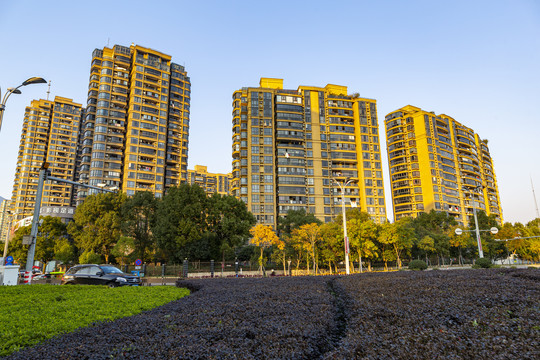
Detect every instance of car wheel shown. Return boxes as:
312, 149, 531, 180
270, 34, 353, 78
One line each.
107, 282, 118, 288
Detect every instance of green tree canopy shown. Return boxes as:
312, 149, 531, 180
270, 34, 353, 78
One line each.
35, 216, 68, 264
378, 218, 415, 269
205, 193, 256, 261
278, 209, 322, 238
121, 191, 157, 262
68, 192, 126, 263
347, 212, 379, 272
152, 184, 210, 262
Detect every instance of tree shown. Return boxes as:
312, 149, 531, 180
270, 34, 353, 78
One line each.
417, 235, 436, 265
291, 223, 320, 274
448, 226, 474, 265
278, 209, 322, 238
35, 216, 68, 264
205, 194, 256, 263
249, 224, 283, 274
7, 217, 69, 266
112, 236, 136, 265
347, 214, 379, 272
7, 226, 31, 264
378, 218, 415, 269
121, 191, 157, 263
411, 210, 456, 265
79, 250, 102, 264
68, 192, 126, 263
277, 209, 322, 273
152, 184, 209, 263
54, 238, 76, 265
318, 222, 343, 274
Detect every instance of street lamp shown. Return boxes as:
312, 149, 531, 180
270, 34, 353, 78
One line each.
332, 176, 357, 275
0, 77, 47, 132
458, 186, 489, 258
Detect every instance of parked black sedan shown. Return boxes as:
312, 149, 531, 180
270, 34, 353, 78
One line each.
61, 264, 141, 287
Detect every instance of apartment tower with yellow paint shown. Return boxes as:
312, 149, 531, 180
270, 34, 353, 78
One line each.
77, 44, 190, 202
187, 165, 231, 195
10, 97, 83, 221
385, 105, 502, 226
232, 78, 386, 228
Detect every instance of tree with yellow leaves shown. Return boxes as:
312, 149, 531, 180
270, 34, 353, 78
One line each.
291, 223, 320, 274
249, 224, 283, 274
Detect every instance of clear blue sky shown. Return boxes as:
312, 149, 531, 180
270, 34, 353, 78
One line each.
1, 0, 539, 224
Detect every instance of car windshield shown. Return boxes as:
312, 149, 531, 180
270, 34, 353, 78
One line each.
100, 266, 123, 274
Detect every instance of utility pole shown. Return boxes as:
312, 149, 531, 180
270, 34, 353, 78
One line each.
22, 162, 117, 284
24, 164, 49, 282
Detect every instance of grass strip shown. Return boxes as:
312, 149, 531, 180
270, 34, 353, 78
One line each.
0, 285, 189, 356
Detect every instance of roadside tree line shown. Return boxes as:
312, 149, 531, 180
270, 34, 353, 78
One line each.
8, 184, 255, 266
7, 183, 540, 269
252, 209, 540, 274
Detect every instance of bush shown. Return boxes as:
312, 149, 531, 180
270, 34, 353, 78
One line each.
474, 257, 492, 269
408, 260, 428, 271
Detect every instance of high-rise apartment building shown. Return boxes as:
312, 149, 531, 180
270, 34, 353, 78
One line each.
78, 44, 190, 202
187, 165, 231, 195
232, 78, 386, 228
0, 199, 11, 246
10, 97, 83, 221
385, 105, 502, 225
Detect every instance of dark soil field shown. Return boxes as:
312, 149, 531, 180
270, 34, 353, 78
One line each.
5, 268, 539, 360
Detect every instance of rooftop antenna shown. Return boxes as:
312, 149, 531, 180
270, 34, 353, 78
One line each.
532, 175, 540, 219
107, 37, 110, 47
46, 80, 51, 100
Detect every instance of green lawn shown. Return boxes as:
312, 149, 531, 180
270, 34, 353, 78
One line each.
0, 285, 189, 356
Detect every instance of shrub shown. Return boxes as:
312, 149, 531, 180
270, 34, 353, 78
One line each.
408, 260, 428, 271
474, 257, 492, 269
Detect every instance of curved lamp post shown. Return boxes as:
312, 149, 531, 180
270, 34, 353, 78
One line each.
332, 176, 357, 275
0, 77, 47, 132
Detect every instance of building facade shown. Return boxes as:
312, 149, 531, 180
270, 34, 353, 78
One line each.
78, 44, 190, 202
10, 97, 83, 222
385, 105, 502, 225
0, 199, 11, 247
187, 165, 231, 195
232, 78, 386, 228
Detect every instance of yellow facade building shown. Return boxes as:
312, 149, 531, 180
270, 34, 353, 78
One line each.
78, 44, 190, 202
232, 78, 386, 228
187, 165, 231, 195
10, 97, 82, 222
385, 105, 502, 225
0, 199, 11, 247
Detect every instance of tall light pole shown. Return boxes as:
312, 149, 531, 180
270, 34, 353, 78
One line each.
332, 177, 356, 275
0, 77, 47, 132
462, 186, 484, 258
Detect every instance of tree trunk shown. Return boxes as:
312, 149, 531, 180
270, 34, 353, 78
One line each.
384, 260, 388, 271
259, 247, 264, 274
459, 248, 463, 265
368, 261, 372, 272
312, 248, 316, 275
358, 252, 363, 273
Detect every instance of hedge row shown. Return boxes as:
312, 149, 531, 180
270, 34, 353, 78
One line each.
5, 269, 539, 359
